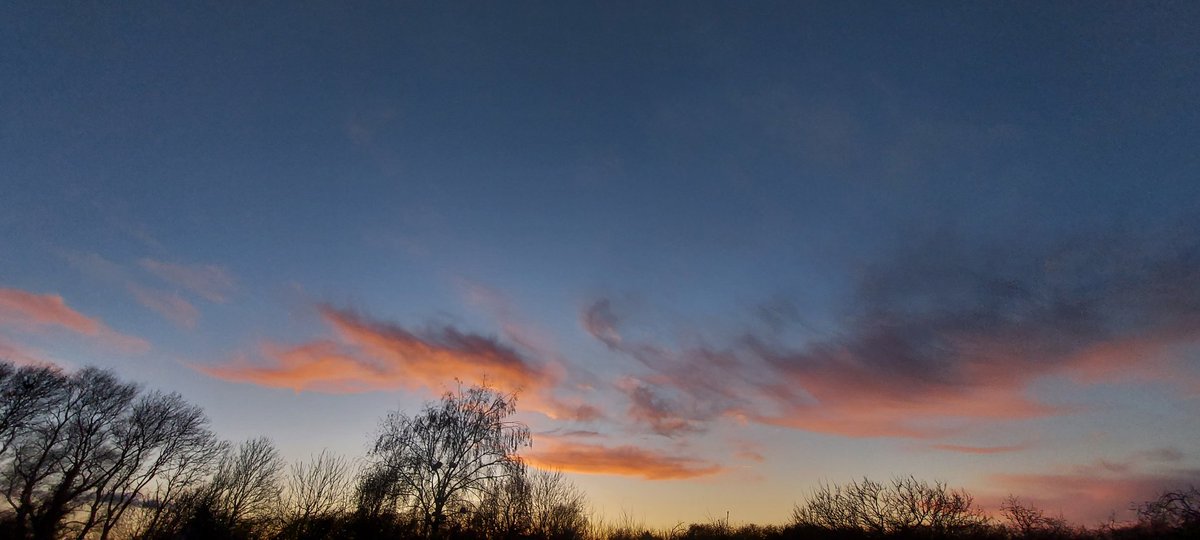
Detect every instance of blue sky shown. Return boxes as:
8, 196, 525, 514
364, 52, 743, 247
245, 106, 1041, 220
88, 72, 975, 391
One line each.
3, 1, 1199, 526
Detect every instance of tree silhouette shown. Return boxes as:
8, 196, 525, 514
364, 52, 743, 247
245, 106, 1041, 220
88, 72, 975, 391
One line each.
2, 367, 138, 540
0, 361, 224, 540
1001, 495, 1071, 539
792, 476, 990, 536
527, 469, 589, 540
280, 449, 352, 539
364, 383, 531, 538
202, 436, 284, 533
1137, 486, 1200, 534
76, 391, 220, 540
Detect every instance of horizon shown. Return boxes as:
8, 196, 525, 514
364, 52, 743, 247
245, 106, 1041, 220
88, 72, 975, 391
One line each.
3, 1, 1199, 530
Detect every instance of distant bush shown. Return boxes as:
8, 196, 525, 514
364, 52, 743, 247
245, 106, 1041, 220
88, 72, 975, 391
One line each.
1131, 486, 1200, 539
792, 476, 993, 538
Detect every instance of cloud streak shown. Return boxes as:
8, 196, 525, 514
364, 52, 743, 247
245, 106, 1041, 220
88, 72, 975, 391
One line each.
201, 304, 598, 421
140, 259, 236, 303
0, 287, 148, 353
525, 439, 724, 480
60, 251, 226, 329
0, 288, 104, 335
930, 443, 1029, 455
583, 222, 1200, 441
128, 284, 200, 329
0, 336, 50, 367
987, 454, 1200, 525
205, 305, 548, 391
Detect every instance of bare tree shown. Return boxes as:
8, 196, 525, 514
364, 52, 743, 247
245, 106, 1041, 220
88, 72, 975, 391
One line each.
1136, 486, 1200, 533
470, 467, 589, 540
0, 363, 67, 459
793, 477, 887, 533
354, 463, 404, 521
74, 391, 220, 540
1001, 495, 1071, 538
528, 469, 588, 540
129, 430, 226, 539
472, 467, 532, 538
280, 449, 352, 536
366, 383, 531, 538
792, 476, 990, 536
1, 367, 138, 540
204, 436, 285, 532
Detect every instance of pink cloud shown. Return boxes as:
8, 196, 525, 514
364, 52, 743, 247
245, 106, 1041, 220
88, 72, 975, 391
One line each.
0, 336, 51, 367
525, 439, 724, 480
0, 288, 103, 335
200, 340, 398, 393
577, 228, 1200, 442
0, 287, 148, 353
583, 267, 1199, 440
988, 467, 1200, 525
200, 304, 596, 421
320, 305, 549, 392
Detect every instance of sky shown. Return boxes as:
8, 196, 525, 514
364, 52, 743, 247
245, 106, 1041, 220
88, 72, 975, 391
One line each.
3, 1, 1200, 527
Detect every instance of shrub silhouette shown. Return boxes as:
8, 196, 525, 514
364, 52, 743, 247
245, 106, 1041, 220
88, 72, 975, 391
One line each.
360, 382, 531, 538
791, 476, 992, 537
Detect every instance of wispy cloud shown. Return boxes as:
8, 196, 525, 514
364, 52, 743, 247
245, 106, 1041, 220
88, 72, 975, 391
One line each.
0, 287, 103, 335
140, 259, 236, 303
321, 305, 549, 392
128, 284, 199, 329
930, 443, 1029, 455
201, 340, 389, 393
583, 221, 1200, 441
60, 251, 222, 329
204, 305, 547, 392
619, 377, 707, 437
733, 440, 766, 463
0, 287, 149, 353
988, 453, 1200, 524
0, 336, 51, 367
525, 439, 724, 480
200, 304, 597, 421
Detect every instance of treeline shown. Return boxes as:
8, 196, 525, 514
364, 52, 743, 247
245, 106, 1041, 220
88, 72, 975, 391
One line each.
0, 361, 587, 540
1, 359, 1197, 540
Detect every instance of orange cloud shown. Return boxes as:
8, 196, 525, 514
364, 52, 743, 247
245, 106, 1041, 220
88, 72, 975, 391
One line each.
0, 288, 148, 353
580, 225, 1200, 442
198, 340, 393, 393
748, 358, 1064, 439
585, 276, 1198, 441
0, 288, 102, 334
201, 305, 596, 420
319, 305, 549, 392
140, 259, 235, 303
524, 439, 724, 480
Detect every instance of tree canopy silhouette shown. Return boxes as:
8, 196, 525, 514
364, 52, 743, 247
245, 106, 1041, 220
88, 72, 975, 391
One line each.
0, 361, 221, 540
362, 382, 531, 538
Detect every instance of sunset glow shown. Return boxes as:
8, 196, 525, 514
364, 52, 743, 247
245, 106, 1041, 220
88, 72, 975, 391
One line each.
2, 2, 1198, 531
